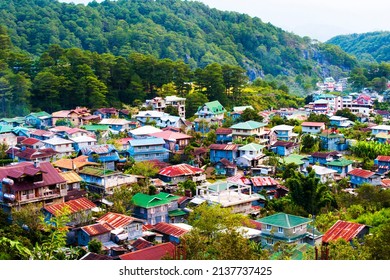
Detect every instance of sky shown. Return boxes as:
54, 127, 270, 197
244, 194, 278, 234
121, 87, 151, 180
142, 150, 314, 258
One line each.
59, 0, 390, 42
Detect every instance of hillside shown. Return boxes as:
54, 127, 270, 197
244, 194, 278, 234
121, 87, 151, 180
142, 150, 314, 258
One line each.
327, 31, 390, 63
0, 0, 357, 80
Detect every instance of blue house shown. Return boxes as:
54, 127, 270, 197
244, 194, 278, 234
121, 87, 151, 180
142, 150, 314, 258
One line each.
271, 125, 295, 141
80, 144, 120, 170
131, 192, 181, 225
375, 132, 390, 144
25, 111, 52, 129
348, 168, 381, 188
271, 141, 299, 157
319, 132, 348, 151
325, 158, 354, 177
374, 156, 390, 174
309, 151, 341, 165
78, 223, 114, 246
128, 137, 169, 162
216, 128, 233, 144
209, 143, 238, 163
329, 116, 352, 128
370, 125, 390, 136
214, 158, 237, 176
194, 100, 226, 132
93, 108, 119, 119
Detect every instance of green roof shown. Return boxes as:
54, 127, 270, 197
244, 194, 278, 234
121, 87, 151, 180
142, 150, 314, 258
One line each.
0, 125, 14, 133
132, 192, 180, 208
78, 166, 118, 177
279, 154, 307, 165
271, 243, 313, 260
204, 100, 226, 114
28, 111, 51, 118
326, 158, 354, 167
257, 213, 312, 228
168, 209, 187, 217
238, 143, 265, 151
230, 120, 266, 130
81, 124, 110, 131
0, 117, 25, 124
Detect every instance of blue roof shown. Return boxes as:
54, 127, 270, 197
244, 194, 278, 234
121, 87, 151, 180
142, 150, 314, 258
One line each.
129, 137, 165, 146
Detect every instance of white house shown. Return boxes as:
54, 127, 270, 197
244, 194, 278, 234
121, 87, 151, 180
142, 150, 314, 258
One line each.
301, 122, 326, 134
41, 137, 75, 158
236, 143, 265, 168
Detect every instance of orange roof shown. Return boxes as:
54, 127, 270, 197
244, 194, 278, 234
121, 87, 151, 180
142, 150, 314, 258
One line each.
81, 222, 114, 236
119, 242, 176, 260
97, 212, 143, 229
53, 156, 99, 170
348, 168, 375, 178
323, 220, 367, 243
44, 197, 96, 216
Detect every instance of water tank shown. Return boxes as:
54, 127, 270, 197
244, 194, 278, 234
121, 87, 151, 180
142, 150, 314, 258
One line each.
2, 178, 14, 185
3, 193, 15, 202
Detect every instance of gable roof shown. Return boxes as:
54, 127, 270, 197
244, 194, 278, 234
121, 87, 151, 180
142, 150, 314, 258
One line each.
238, 143, 265, 151
215, 128, 232, 135
159, 164, 204, 177
209, 144, 238, 151
152, 222, 189, 238
21, 137, 41, 145
59, 171, 83, 184
376, 155, 390, 162
257, 213, 311, 228
81, 222, 114, 236
230, 120, 266, 130
348, 168, 376, 178
203, 100, 226, 114
15, 147, 57, 160
326, 158, 354, 167
310, 151, 340, 158
44, 197, 96, 216
52, 156, 99, 170
301, 122, 325, 127
148, 130, 192, 141
129, 125, 163, 136
119, 242, 176, 260
272, 141, 298, 148
251, 177, 279, 187
129, 137, 166, 146
97, 212, 143, 229
322, 220, 367, 243
271, 125, 294, 131
132, 192, 180, 208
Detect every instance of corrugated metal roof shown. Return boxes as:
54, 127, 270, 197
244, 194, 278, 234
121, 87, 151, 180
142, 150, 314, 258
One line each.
60, 171, 83, 184
257, 213, 311, 228
216, 128, 232, 135
53, 157, 99, 170
227, 174, 251, 185
119, 242, 176, 260
376, 155, 390, 162
323, 220, 367, 243
149, 130, 192, 141
209, 144, 238, 151
44, 197, 96, 215
301, 122, 325, 127
97, 212, 143, 229
251, 176, 279, 187
153, 222, 189, 238
81, 222, 114, 236
348, 168, 375, 178
129, 137, 166, 146
159, 164, 204, 177
21, 137, 40, 145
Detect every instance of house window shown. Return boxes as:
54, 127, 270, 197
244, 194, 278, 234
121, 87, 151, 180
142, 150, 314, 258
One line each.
266, 238, 274, 245
278, 227, 283, 233
300, 225, 303, 230
266, 224, 271, 231
293, 227, 296, 233
140, 208, 144, 214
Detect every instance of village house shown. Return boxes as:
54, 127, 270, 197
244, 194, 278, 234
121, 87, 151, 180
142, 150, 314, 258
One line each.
319, 130, 348, 151
250, 176, 288, 199
304, 165, 338, 183
98, 118, 132, 132
78, 166, 137, 194
128, 137, 169, 162
236, 143, 265, 168
209, 144, 238, 164
329, 116, 352, 128
151, 222, 190, 244
93, 108, 119, 119
165, 95, 186, 118
52, 107, 97, 127
370, 124, 390, 135
0, 162, 67, 212
78, 222, 115, 246
375, 132, 390, 144
348, 168, 382, 188
279, 154, 310, 172
20, 137, 44, 149
29, 129, 55, 141
129, 125, 162, 137
52, 155, 99, 172
194, 100, 226, 132
374, 155, 390, 174
214, 158, 237, 177
309, 151, 341, 165
80, 144, 120, 170
195, 180, 262, 214
325, 158, 354, 177
271, 125, 296, 141
215, 128, 233, 144
0, 117, 25, 127
41, 137, 75, 158
322, 220, 369, 244
59, 170, 84, 191
71, 135, 98, 152
148, 130, 192, 153
301, 122, 325, 134
25, 111, 52, 129
271, 141, 299, 157
257, 213, 322, 247
119, 242, 177, 260
131, 192, 182, 225
230, 120, 267, 142
158, 163, 206, 185
229, 105, 255, 121
14, 147, 58, 163
312, 99, 330, 114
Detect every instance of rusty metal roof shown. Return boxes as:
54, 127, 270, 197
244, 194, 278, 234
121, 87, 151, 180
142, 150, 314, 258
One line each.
209, 144, 238, 151
251, 176, 279, 187
59, 171, 83, 184
21, 137, 40, 145
216, 128, 233, 135
119, 242, 176, 260
227, 174, 251, 185
376, 155, 390, 162
323, 220, 367, 243
81, 222, 114, 237
159, 163, 204, 177
348, 168, 375, 178
44, 197, 96, 216
152, 222, 189, 238
97, 212, 143, 229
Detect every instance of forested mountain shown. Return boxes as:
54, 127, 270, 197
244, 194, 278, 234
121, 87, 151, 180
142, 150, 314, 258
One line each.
327, 31, 390, 63
0, 0, 357, 79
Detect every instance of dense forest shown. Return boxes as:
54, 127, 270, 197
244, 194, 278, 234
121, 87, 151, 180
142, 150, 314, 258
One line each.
0, 0, 358, 80
328, 31, 390, 63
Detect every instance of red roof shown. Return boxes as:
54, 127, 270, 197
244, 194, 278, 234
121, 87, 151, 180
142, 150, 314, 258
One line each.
216, 128, 233, 135
251, 176, 279, 187
311, 151, 340, 158
218, 158, 236, 168
15, 147, 57, 160
382, 179, 390, 188
97, 212, 143, 229
209, 144, 238, 151
131, 238, 153, 250
159, 164, 204, 177
323, 220, 367, 243
149, 130, 192, 141
227, 174, 251, 185
376, 155, 390, 162
348, 168, 375, 178
81, 222, 114, 237
21, 137, 40, 145
44, 197, 96, 216
119, 242, 176, 260
301, 122, 325, 127
153, 222, 189, 238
